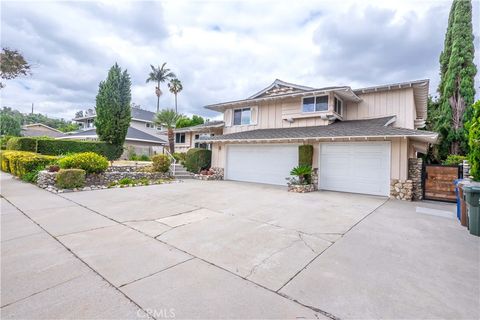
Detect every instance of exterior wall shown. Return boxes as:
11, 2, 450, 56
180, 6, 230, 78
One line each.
130, 119, 159, 135
211, 137, 411, 182
345, 88, 416, 129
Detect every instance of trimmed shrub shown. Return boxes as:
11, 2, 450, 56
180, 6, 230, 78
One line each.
299, 145, 313, 166
139, 154, 150, 161
185, 148, 211, 173
151, 154, 171, 173
442, 154, 466, 166
56, 169, 86, 189
118, 177, 134, 185
0, 136, 14, 150
58, 152, 109, 174
6, 137, 37, 152
172, 152, 186, 162
0, 151, 57, 178
37, 139, 122, 160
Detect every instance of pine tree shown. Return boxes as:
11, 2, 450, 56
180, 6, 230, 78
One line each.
436, 0, 477, 157
95, 63, 131, 156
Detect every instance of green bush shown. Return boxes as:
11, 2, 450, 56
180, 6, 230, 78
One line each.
442, 154, 467, 166
58, 152, 109, 174
299, 145, 313, 166
0, 151, 58, 178
185, 148, 211, 173
151, 154, 171, 173
290, 165, 313, 184
56, 169, 86, 189
139, 154, 150, 161
6, 137, 38, 152
118, 177, 134, 185
172, 152, 186, 162
468, 100, 480, 181
0, 136, 14, 150
37, 139, 122, 160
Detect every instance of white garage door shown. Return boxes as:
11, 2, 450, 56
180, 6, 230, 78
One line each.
226, 144, 298, 185
319, 142, 390, 196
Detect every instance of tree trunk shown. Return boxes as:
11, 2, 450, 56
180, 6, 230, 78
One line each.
175, 94, 178, 113
449, 79, 466, 155
156, 95, 160, 113
168, 128, 175, 154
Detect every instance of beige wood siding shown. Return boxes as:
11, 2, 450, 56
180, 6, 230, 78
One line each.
345, 88, 416, 129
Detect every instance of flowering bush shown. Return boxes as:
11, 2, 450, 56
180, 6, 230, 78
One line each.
58, 152, 108, 174
151, 154, 171, 173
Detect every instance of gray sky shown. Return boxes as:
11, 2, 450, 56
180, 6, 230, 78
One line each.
1, 0, 479, 121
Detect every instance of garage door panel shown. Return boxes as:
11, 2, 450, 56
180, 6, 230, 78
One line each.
226, 144, 298, 186
319, 142, 390, 196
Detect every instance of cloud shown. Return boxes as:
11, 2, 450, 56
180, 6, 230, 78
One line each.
0, 0, 478, 121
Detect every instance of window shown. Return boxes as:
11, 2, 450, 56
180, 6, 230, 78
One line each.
233, 108, 251, 125
175, 133, 185, 144
145, 123, 155, 128
194, 134, 200, 140
334, 96, 343, 115
302, 96, 328, 112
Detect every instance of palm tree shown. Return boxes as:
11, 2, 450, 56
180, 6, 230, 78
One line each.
146, 63, 176, 112
168, 78, 183, 113
155, 109, 183, 153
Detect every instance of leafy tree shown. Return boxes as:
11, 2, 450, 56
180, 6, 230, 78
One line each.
168, 78, 183, 113
468, 100, 480, 180
434, 0, 477, 156
0, 48, 31, 88
95, 63, 131, 157
57, 123, 80, 133
0, 112, 21, 136
146, 63, 176, 113
176, 115, 205, 128
155, 109, 183, 153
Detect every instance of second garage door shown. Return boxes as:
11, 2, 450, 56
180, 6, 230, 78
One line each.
226, 144, 298, 185
319, 142, 391, 196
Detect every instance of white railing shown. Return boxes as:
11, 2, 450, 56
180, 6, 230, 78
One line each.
164, 149, 177, 176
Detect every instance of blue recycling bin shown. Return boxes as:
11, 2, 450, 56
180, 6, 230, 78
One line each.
454, 179, 463, 220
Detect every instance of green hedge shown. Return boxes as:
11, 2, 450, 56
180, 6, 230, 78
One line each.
185, 148, 211, 173
299, 145, 313, 166
6, 137, 38, 152
56, 169, 86, 189
58, 152, 109, 174
0, 151, 58, 178
5, 137, 123, 160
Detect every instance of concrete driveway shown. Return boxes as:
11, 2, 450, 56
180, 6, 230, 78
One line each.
1, 173, 479, 319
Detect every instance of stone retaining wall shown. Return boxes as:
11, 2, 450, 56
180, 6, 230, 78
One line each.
193, 167, 224, 181
390, 179, 413, 200
288, 184, 315, 193
38, 170, 170, 189
106, 165, 150, 173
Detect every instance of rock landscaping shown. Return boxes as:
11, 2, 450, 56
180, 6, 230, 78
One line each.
288, 184, 316, 193
193, 167, 224, 181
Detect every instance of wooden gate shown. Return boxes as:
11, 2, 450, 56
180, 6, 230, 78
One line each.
423, 165, 462, 202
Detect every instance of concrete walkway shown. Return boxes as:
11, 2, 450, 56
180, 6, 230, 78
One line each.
1, 173, 479, 319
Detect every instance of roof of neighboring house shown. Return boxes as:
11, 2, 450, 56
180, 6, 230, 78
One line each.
174, 121, 225, 133
21, 123, 65, 138
73, 107, 156, 122
200, 116, 438, 143
60, 126, 166, 144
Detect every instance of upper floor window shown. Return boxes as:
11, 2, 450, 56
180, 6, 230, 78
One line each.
175, 133, 185, 144
334, 96, 343, 116
302, 96, 328, 112
233, 108, 251, 125
145, 122, 155, 128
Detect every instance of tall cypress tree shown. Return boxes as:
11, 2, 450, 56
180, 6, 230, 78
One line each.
435, 0, 477, 157
95, 63, 132, 156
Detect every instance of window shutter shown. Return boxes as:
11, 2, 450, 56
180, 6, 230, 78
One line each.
251, 106, 258, 125
225, 109, 232, 127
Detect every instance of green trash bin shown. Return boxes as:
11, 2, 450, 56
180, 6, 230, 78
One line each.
464, 186, 480, 237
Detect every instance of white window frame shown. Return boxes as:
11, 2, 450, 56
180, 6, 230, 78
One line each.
302, 95, 329, 113
175, 132, 186, 144
233, 107, 252, 126
334, 95, 343, 116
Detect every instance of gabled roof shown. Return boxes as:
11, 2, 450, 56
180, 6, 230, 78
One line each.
174, 121, 224, 133
131, 107, 156, 122
200, 116, 437, 143
21, 123, 65, 138
59, 126, 166, 144
248, 79, 315, 99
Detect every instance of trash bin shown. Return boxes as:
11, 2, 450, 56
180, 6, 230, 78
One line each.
464, 186, 480, 237
454, 179, 463, 220
458, 182, 469, 227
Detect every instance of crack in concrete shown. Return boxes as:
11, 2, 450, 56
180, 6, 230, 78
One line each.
298, 232, 318, 254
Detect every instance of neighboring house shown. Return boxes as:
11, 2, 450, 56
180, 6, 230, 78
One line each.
21, 123, 65, 138
172, 121, 224, 153
58, 127, 166, 158
73, 107, 166, 138
201, 79, 438, 197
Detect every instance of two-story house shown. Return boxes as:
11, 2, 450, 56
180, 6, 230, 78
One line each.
61, 107, 167, 158
201, 79, 438, 197
172, 120, 224, 153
